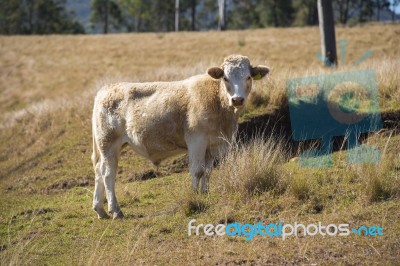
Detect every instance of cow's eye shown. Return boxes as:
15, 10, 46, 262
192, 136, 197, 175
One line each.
223, 77, 228, 82
247, 76, 251, 80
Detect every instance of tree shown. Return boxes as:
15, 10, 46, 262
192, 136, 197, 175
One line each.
228, 1, 263, 29
293, 0, 319, 26
190, 0, 197, 30
358, 0, 374, 22
174, 0, 199, 31
197, 0, 218, 30
121, 0, 177, 32
119, 0, 149, 32
175, 0, 179, 31
374, 0, 390, 21
218, 0, 226, 30
391, 0, 399, 21
261, 0, 295, 27
0, 0, 84, 35
90, 0, 123, 33
318, 0, 337, 66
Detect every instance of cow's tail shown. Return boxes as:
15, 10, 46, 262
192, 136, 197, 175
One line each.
91, 135, 99, 170
91, 105, 100, 170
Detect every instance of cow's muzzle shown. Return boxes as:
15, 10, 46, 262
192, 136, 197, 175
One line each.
232, 96, 245, 107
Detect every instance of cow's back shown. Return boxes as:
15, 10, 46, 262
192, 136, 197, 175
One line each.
122, 80, 191, 162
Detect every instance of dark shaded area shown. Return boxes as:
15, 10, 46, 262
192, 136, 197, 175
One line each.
381, 109, 400, 129
125, 156, 189, 182
165, 156, 189, 174
184, 199, 208, 216
10, 208, 56, 221
126, 170, 162, 182
45, 176, 92, 193
218, 216, 236, 224
238, 106, 292, 144
238, 105, 400, 158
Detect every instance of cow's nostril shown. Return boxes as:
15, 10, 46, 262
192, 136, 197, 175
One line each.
232, 97, 244, 106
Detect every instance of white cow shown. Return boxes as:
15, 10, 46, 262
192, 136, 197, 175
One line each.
91, 55, 269, 219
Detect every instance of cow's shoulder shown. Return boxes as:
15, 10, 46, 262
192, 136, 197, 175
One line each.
186, 75, 222, 110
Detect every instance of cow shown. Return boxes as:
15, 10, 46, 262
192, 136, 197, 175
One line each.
91, 55, 270, 219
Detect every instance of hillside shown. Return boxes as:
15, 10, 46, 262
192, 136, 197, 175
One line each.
0, 24, 399, 264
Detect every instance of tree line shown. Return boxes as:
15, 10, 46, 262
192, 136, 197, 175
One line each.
0, 0, 84, 34
0, 0, 399, 34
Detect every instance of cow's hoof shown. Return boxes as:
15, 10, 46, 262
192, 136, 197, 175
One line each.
200, 188, 209, 194
95, 208, 111, 219
98, 213, 111, 219
112, 210, 124, 220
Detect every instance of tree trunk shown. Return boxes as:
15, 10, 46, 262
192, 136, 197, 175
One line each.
359, 0, 365, 22
338, 0, 344, 23
377, 0, 381, 21
103, 0, 109, 34
318, 0, 337, 66
369, 0, 374, 20
175, 0, 179, 32
28, 0, 34, 34
343, 0, 350, 24
310, 4, 319, 25
191, 0, 196, 31
392, 2, 396, 21
135, 10, 141, 32
218, 0, 225, 31
272, 0, 279, 26
392, 2, 395, 21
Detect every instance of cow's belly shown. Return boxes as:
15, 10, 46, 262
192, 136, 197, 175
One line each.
125, 113, 187, 163
125, 130, 187, 163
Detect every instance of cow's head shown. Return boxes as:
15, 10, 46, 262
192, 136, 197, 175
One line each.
207, 55, 269, 108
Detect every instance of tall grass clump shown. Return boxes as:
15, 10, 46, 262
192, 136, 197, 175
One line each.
214, 135, 288, 198
374, 58, 400, 105
349, 152, 400, 203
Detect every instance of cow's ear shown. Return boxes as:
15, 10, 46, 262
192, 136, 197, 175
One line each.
207, 67, 224, 79
250, 65, 270, 80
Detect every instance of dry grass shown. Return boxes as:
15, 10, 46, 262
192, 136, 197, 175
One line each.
0, 24, 400, 265
1, 24, 399, 115
215, 135, 288, 198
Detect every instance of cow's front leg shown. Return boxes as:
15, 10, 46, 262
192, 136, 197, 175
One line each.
186, 133, 208, 192
199, 151, 214, 193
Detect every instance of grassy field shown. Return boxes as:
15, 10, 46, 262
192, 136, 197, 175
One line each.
0, 24, 399, 265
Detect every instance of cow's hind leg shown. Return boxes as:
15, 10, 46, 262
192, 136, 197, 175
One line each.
92, 140, 110, 219
100, 143, 124, 219
93, 138, 124, 220
93, 163, 110, 219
